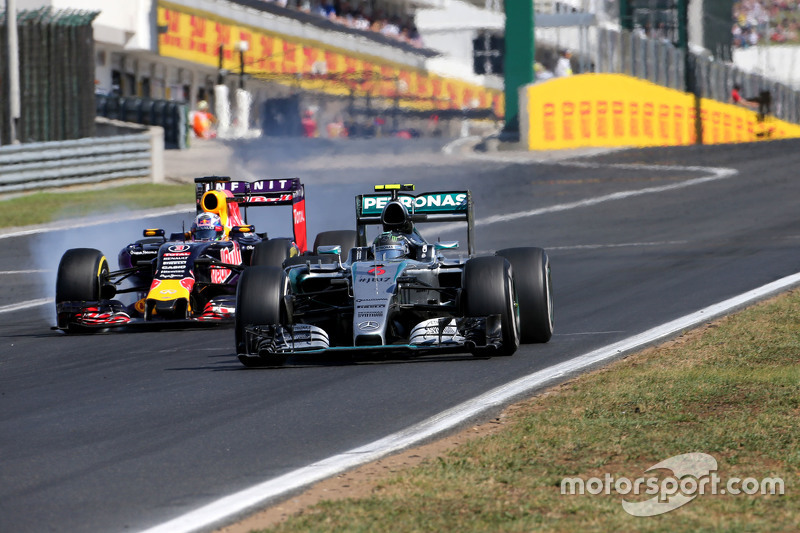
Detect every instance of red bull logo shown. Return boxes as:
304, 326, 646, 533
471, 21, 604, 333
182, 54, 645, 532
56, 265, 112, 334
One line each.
211, 243, 242, 284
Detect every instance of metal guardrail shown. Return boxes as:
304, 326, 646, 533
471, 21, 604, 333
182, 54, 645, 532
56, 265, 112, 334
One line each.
595, 27, 687, 91
594, 27, 800, 125
0, 134, 152, 193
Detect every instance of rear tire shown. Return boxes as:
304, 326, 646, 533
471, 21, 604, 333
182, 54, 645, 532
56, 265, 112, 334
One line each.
313, 230, 357, 256
251, 238, 295, 267
56, 248, 108, 303
463, 256, 519, 356
496, 247, 553, 343
235, 266, 288, 366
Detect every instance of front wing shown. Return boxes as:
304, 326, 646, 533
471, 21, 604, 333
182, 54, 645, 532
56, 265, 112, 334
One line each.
239, 315, 504, 362
55, 297, 236, 331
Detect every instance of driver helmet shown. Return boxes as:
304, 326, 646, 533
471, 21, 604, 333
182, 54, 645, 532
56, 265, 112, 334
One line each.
192, 212, 225, 241
373, 231, 407, 261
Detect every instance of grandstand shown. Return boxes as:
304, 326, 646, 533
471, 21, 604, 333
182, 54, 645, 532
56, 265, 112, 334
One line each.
12, 0, 800, 139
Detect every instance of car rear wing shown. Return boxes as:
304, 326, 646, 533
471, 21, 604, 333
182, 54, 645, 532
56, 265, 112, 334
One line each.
194, 176, 308, 253
355, 189, 474, 256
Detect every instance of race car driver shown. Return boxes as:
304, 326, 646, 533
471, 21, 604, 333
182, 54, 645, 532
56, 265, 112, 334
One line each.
191, 212, 226, 241
373, 231, 410, 261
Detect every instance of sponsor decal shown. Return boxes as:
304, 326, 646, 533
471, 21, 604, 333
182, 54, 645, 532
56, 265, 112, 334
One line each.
216, 179, 297, 195
525, 74, 800, 149
293, 207, 305, 225
247, 194, 293, 203
357, 304, 385, 308
357, 312, 384, 318
168, 244, 191, 253
355, 298, 384, 302
157, 6, 503, 117
361, 193, 468, 216
358, 277, 391, 283
357, 321, 380, 330
147, 278, 191, 302
211, 243, 242, 284
251, 179, 295, 192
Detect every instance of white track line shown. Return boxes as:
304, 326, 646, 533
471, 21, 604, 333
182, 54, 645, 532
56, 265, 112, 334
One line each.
137, 270, 800, 533
434, 164, 737, 234
548, 240, 687, 251
0, 298, 51, 314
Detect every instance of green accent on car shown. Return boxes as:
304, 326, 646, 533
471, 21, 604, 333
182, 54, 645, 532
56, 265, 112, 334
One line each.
360, 192, 468, 216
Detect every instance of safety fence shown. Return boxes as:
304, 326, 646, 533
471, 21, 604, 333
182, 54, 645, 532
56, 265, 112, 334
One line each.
593, 27, 800, 126
0, 7, 98, 145
95, 96, 189, 150
0, 134, 155, 194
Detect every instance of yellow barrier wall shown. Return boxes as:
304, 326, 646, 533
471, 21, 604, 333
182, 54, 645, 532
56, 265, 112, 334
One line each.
522, 73, 800, 150
158, 1, 504, 116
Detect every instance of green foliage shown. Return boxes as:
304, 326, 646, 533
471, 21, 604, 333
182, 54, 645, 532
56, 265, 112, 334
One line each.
3, 184, 192, 228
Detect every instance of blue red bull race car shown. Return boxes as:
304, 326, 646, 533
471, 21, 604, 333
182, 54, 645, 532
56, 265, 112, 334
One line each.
54, 176, 356, 332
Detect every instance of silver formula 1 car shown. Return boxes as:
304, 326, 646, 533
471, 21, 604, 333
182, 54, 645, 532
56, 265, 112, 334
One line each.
235, 184, 553, 366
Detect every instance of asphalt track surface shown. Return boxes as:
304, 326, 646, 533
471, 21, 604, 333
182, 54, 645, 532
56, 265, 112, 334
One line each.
3, 137, 800, 532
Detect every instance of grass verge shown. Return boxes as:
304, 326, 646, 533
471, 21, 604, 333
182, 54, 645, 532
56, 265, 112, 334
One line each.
260, 290, 800, 532
3, 183, 192, 228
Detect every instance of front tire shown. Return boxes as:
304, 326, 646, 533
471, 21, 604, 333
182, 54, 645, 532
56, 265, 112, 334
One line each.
56, 248, 109, 303
235, 266, 288, 366
55, 248, 110, 333
463, 256, 519, 356
496, 247, 553, 343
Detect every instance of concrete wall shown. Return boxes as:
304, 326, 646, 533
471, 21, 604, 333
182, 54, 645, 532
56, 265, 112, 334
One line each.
520, 73, 800, 150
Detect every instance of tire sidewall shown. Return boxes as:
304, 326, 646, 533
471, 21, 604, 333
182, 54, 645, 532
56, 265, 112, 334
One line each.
496, 247, 553, 343
463, 256, 520, 355
235, 266, 287, 354
55, 248, 108, 303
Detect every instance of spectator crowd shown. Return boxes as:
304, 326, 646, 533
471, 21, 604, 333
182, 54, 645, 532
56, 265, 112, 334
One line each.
733, 0, 800, 47
257, 0, 424, 48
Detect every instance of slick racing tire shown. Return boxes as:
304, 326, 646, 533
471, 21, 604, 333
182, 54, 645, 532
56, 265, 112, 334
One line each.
496, 247, 553, 343
56, 248, 109, 303
235, 266, 288, 367
55, 248, 110, 333
463, 256, 520, 356
313, 230, 357, 256
251, 238, 295, 268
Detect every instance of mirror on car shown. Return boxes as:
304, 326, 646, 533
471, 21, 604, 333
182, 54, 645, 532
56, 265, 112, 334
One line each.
318, 245, 342, 255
